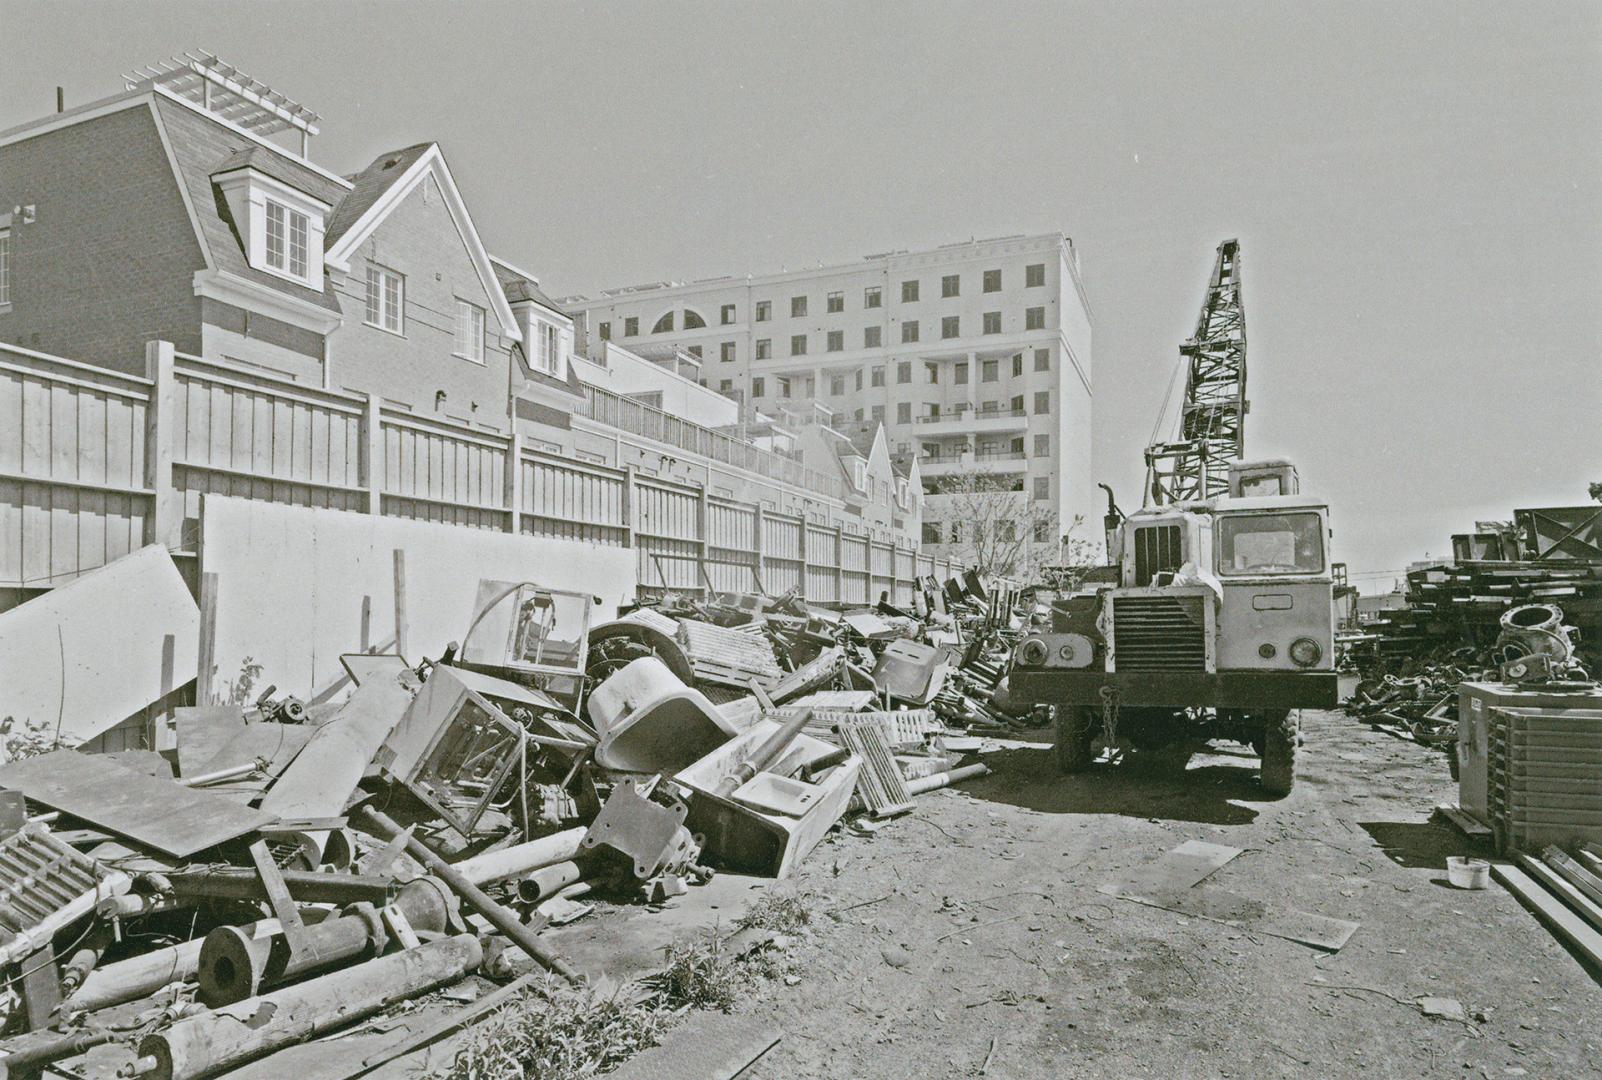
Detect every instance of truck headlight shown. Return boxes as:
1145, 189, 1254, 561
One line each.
1289, 637, 1322, 667
1017, 638, 1049, 667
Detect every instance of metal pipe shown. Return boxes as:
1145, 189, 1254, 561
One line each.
136, 934, 482, 1080
352, 805, 580, 983
515, 860, 584, 904
178, 761, 262, 788
904, 762, 990, 796
714, 709, 813, 798
165, 868, 401, 906
196, 877, 454, 1006
454, 827, 586, 886
66, 920, 282, 1014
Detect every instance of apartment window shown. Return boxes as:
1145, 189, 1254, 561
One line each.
1034, 520, 1053, 542
535, 321, 559, 375
1026, 306, 1045, 330
779, 376, 792, 399
827, 329, 844, 352
922, 522, 942, 544
831, 374, 846, 396
721, 303, 736, 325
1034, 390, 1050, 414
901, 279, 919, 302
688, 345, 703, 359
791, 295, 807, 317
720, 379, 733, 392
926, 362, 939, 384
598, 321, 611, 341
755, 338, 771, 360
982, 359, 998, 382
901, 320, 919, 343
1011, 396, 1026, 415
856, 408, 865, 421
941, 315, 959, 339
983, 269, 1001, 293
721, 340, 736, 362
364, 266, 404, 334
1034, 476, 1051, 500
827, 290, 844, 313
684, 310, 706, 330
752, 376, 765, 397
652, 311, 674, 333
756, 300, 772, 322
1011, 435, 1025, 454
1026, 263, 1046, 288
791, 334, 808, 356
855, 369, 863, 391
0, 230, 10, 305
865, 285, 882, 308
864, 325, 881, 348
872, 404, 885, 420
1034, 434, 1051, 457
624, 316, 639, 337
897, 361, 912, 384
455, 300, 486, 363
897, 402, 911, 424
1034, 347, 1050, 371
871, 366, 885, 388
264, 199, 309, 280
997, 521, 1017, 543
941, 274, 960, 298
1012, 354, 1024, 377
955, 361, 968, 384
983, 311, 1001, 335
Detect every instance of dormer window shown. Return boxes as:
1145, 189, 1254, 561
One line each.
265, 200, 308, 279
535, 321, 559, 376
213, 165, 330, 290
852, 459, 868, 491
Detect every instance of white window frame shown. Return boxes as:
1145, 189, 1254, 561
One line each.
455, 300, 486, 364
215, 168, 329, 290
364, 265, 405, 334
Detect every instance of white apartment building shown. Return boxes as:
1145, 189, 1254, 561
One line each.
563, 233, 1093, 562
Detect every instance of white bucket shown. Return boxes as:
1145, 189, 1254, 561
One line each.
1446, 855, 1490, 890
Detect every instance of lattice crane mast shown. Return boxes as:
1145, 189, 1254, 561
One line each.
1144, 239, 1249, 505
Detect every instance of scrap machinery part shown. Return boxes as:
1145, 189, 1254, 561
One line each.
1145, 238, 1248, 506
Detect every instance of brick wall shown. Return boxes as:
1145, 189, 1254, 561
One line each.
328, 173, 515, 429
0, 103, 204, 373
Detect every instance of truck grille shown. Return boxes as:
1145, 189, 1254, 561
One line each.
1112, 595, 1207, 672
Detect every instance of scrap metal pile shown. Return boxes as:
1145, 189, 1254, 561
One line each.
0, 569, 1032, 1078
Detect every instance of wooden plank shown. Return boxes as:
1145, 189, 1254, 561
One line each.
1521, 855, 1602, 935
1435, 803, 1493, 839
1116, 886, 1359, 952
1493, 862, 1602, 970
0, 749, 273, 858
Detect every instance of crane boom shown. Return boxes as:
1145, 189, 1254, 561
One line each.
1144, 239, 1249, 505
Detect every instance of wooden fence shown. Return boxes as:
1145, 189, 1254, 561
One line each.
0, 341, 958, 609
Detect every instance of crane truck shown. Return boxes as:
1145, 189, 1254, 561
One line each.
1008, 241, 1337, 795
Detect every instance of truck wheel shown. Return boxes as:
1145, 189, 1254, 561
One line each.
1260, 710, 1298, 796
1055, 706, 1098, 774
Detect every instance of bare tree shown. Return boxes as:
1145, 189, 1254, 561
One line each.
934, 470, 1061, 580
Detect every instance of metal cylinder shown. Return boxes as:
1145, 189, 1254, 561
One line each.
197, 877, 453, 1006
455, 827, 586, 886
165, 867, 400, 906
67, 920, 281, 1014
515, 860, 584, 904
138, 934, 483, 1080
904, 762, 990, 796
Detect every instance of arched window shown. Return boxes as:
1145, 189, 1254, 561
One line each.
652, 311, 675, 333
682, 309, 707, 330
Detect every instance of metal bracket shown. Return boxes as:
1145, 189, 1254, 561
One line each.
249, 839, 316, 962
580, 781, 696, 879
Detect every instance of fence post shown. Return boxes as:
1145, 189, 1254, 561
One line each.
697, 484, 710, 596
622, 465, 637, 548
143, 340, 181, 548
361, 393, 382, 516
504, 432, 522, 535
753, 503, 766, 593
799, 513, 811, 602
834, 524, 845, 603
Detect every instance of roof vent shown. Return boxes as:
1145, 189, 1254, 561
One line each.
382, 156, 402, 170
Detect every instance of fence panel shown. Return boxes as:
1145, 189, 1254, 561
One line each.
521, 454, 627, 545
171, 358, 366, 532
841, 534, 869, 605
0, 347, 152, 592
761, 513, 803, 595
805, 524, 838, 603
381, 413, 509, 531
706, 500, 759, 594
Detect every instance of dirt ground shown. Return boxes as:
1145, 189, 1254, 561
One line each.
733, 706, 1602, 1079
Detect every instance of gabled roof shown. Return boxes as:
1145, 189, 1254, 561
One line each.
325, 143, 431, 245
323, 143, 520, 341
492, 258, 567, 320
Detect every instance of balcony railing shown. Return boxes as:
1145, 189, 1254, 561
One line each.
915, 407, 1028, 423
580, 384, 845, 499
921, 449, 1028, 465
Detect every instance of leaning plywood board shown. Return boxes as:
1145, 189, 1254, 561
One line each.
0, 545, 198, 745
0, 750, 274, 858
200, 496, 636, 702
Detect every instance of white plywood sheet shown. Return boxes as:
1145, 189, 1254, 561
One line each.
0, 545, 198, 746
200, 496, 636, 701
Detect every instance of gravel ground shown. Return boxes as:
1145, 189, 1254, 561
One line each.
734, 707, 1602, 1079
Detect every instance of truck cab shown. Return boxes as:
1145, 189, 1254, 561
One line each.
1009, 460, 1337, 794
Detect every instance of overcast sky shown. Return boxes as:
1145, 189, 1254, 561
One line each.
3, 0, 1596, 591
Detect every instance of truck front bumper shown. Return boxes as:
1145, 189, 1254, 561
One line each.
1009, 669, 1339, 710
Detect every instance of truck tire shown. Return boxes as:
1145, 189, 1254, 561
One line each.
1055, 706, 1098, 774
1260, 710, 1298, 796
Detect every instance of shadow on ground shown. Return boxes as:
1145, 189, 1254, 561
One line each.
963, 744, 1262, 826
1358, 820, 1471, 870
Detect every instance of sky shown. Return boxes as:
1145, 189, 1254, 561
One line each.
2, 0, 1597, 592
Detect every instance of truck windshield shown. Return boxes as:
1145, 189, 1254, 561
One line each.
1216, 512, 1324, 575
